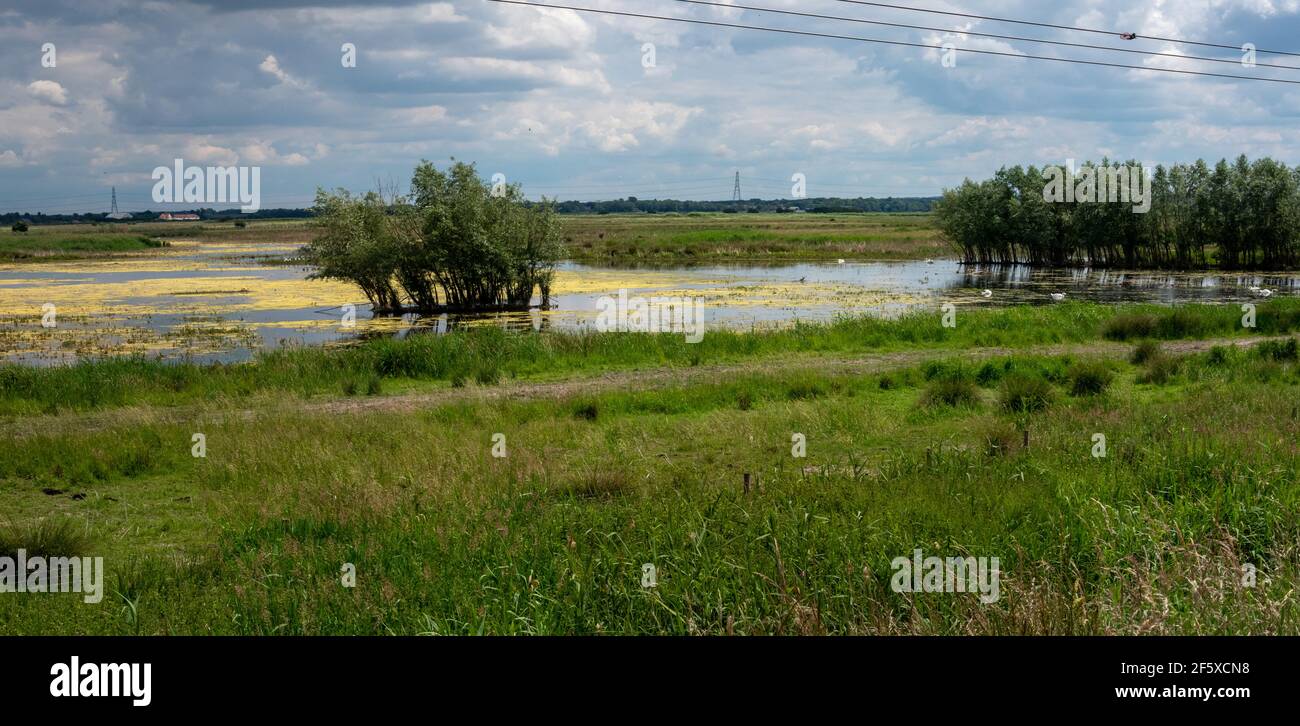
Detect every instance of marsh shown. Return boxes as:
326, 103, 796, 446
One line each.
1, 237, 1297, 364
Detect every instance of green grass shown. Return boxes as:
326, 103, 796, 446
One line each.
2, 345, 1298, 634
1066, 360, 1115, 397
4, 210, 1297, 635
999, 373, 1056, 413
560, 212, 951, 262
0, 518, 93, 559
4, 299, 1300, 415
0, 232, 165, 260
918, 377, 981, 409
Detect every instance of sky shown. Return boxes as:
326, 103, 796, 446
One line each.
1, 0, 1298, 213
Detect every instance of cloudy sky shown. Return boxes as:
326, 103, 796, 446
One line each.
1, 0, 1298, 213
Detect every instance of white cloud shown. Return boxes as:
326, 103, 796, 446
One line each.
392, 105, 448, 126
487, 6, 593, 50
259, 54, 307, 89
439, 56, 610, 93
484, 97, 698, 155
185, 141, 240, 166
27, 80, 68, 106
298, 2, 466, 29
239, 140, 311, 166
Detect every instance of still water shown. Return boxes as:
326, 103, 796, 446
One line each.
1, 241, 1296, 364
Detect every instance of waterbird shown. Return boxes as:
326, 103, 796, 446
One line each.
836, 259, 845, 265
1050, 292, 1067, 302
797, 276, 806, 283
926, 259, 935, 264
1258, 289, 1274, 298
981, 289, 993, 298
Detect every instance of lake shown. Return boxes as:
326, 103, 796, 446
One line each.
1, 240, 1296, 364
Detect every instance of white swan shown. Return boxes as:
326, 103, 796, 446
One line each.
981, 289, 993, 298
1050, 292, 1066, 302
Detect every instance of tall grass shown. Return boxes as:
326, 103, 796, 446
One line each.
0, 519, 92, 559
0, 233, 163, 260
4, 351, 1299, 634
4, 299, 1300, 413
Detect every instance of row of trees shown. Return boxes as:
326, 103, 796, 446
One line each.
0, 209, 312, 225
305, 161, 562, 313
551, 196, 936, 214
933, 156, 1300, 269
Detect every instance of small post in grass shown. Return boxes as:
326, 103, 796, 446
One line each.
743, 472, 751, 494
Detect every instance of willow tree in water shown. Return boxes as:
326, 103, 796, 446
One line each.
305, 161, 562, 313
934, 156, 1300, 270
409, 160, 561, 309
305, 188, 407, 312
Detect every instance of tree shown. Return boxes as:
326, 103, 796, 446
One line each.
935, 156, 1300, 270
305, 189, 404, 312
304, 161, 563, 314
11, 221, 28, 232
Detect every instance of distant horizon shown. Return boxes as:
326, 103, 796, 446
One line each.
0, 193, 944, 220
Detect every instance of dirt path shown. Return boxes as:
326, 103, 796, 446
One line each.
2, 334, 1280, 436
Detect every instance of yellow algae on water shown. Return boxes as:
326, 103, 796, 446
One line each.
0, 241, 376, 361
548, 268, 738, 295
0, 239, 928, 362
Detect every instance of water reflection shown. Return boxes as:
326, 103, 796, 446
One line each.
333, 260, 1300, 344
2, 245, 1297, 365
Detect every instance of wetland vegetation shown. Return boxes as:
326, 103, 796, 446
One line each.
3, 188, 1300, 635
3, 310, 1298, 634
0, 231, 166, 261
936, 156, 1300, 269
305, 161, 562, 314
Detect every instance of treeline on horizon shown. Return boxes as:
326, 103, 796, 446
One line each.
935, 155, 1300, 270
548, 196, 937, 214
0, 208, 313, 225
1, 197, 936, 225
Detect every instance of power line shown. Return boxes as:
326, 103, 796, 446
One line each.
834, 0, 1300, 58
486, 1, 1300, 85
672, 0, 1300, 71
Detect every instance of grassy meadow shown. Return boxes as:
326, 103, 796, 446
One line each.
2, 213, 947, 265
3, 299, 1300, 414
560, 212, 949, 263
0, 230, 166, 261
0, 219, 313, 253
3, 300, 1299, 634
